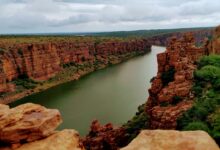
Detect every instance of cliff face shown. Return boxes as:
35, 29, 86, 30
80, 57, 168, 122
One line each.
0, 28, 212, 103
146, 33, 207, 129
208, 25, 220, 54
0, 38, 151, 102
147, 29, 212, 46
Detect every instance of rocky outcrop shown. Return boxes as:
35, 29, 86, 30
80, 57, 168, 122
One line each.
208, 25, 220, 54
83, 120, 127, 150
0, 103, 84, 150
12, 130, 84, 150
121, 130, 220, 150
0, 103, 62, 145
146, 33, 207, 129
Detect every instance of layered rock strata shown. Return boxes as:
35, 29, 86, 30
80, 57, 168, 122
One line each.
146, 33, 207, 129
0, 38, 151, 103
208, 25, 220, 54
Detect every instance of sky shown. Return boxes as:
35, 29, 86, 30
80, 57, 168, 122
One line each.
0, 0, 219, 34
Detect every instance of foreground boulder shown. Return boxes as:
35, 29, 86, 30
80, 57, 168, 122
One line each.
121, 130, 219, 150
0, 103, 62, 144
14, 129, 84, 150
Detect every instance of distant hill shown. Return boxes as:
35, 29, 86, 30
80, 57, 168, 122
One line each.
86, 27, 213, 38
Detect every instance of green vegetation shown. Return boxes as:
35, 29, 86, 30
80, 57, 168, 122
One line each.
13, 78, 38, 89
123, 104, 149, 143
89, 27, 212, 38
172, 96, 183, 105
161, 67, 175, 86
177, 55, 220, 145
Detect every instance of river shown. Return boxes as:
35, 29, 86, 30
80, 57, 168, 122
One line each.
11, 46, 166, 135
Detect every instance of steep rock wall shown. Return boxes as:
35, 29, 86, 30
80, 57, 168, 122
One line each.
208, 25, 220, 54
0, 39, 151, 97
146, 33, 207, 129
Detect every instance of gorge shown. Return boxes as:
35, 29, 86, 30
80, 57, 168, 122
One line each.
10, 46, 165, 135
0, 27, 219, 150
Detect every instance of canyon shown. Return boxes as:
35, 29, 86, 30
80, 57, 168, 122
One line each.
0, 29, 212, 104
0, 27, 219, 150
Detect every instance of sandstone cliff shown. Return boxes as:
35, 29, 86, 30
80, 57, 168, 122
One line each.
208, 25, 220, 54
0, 38, 151, 103
0, 28, 212, 104
146, 33, 207, 129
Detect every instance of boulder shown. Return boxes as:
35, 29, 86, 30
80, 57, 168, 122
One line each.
0, 103, 62, 144
14, 130, 84, 150
121, 130, 220, 150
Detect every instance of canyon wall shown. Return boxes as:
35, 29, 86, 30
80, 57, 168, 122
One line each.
0, 38, 151, 102
208, 25, 220, 54
0, 28, 212, 103
147, 29, 212, 46
146, 33, 207, 129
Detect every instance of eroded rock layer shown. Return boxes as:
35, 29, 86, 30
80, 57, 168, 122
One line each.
208, 25, 220, 54
0, 38, 151, 102
146, 33, 207, 129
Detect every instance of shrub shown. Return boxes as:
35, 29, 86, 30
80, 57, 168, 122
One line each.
123, 104, 149, 143
177, 54, 220, 146
172, 96, 182, 105
195, 65, 220, 82
14, 78, 38, 89
183, 121, 210, 133
197, 55, 220, 69
17, 48, 23, 55
161, 67, 175, 86
214, 79, 220, 90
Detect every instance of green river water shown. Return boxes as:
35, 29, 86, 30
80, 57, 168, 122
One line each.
11, 46, 165, 135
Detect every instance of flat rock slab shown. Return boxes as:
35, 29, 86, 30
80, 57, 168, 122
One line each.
15, 129, 84, 150
121, 130, 220, 150
0, 103, 62, 144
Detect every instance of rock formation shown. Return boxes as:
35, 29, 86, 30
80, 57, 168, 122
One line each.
146, 33, 207, 129
208, 25, 220, 54
0, 38, 151, 103
83, 120, 127, 150
147, 29, 212, 46
11, 130, 84, 150
121, 130, 220, 150
0, 103, 84, 150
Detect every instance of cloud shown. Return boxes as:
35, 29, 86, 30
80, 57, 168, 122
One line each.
0, 0, 219, 34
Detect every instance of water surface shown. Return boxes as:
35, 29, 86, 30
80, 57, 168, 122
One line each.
12, 46, 165, 135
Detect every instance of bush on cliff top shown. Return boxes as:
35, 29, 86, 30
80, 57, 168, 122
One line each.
197, 55, 220, 69
177, 54, 220, 145
123, 104, 149, 143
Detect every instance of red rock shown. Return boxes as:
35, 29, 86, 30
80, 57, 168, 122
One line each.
83, 120, 127, 150
146, 33, 207, 129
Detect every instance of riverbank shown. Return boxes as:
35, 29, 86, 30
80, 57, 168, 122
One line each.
0, 51, 149, 104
